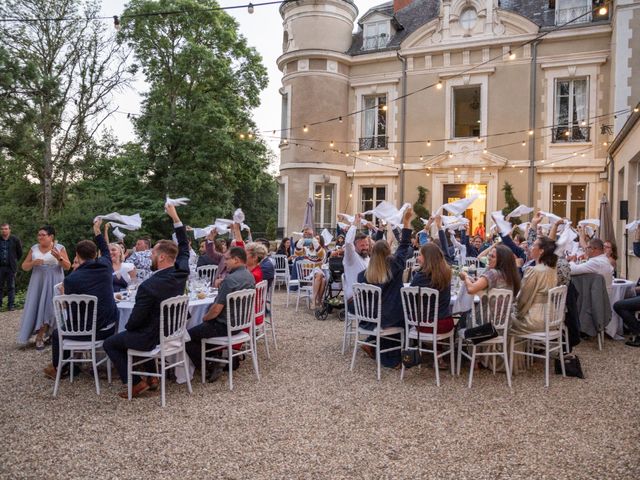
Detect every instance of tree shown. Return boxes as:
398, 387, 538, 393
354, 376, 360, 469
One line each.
118, 0, 276, 232
501, 181, 521, 224
0, 0, 133, 220
411, 186, 430, 232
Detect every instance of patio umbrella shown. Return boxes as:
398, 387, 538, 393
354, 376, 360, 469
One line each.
302, 197, 314, 230
598, 194, 615, 245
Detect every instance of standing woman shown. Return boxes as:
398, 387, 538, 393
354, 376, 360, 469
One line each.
18, 226, 70, 349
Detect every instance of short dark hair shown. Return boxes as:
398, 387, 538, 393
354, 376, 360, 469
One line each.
355, 232, 368, 242
39, 225, 56, 237
138, 237, 151, 249
155, 239, 178, 260
536, 236, 558, 268
228, 246, 247, 263
255, 238, 270, 250
75, 240, 97, 261
589, 238, 604, 251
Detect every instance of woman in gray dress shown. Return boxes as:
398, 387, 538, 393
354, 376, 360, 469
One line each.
17, 226, 70, 349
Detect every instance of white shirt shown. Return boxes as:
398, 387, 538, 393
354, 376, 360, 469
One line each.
570, 253, 614, 299
343, 225, 369, 301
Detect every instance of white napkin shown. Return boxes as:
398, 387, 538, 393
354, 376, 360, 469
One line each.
338, 213, 368, 226
193, 225, 215, 239
165, 196, 190, 207
537, 223, 551, 233
625, 220, 640, 232
440, 194, 479, 216
555, 225, 578, 256
516, 222, 530, 233
291, 231, 303, 239
371, 201, 411, 227
539, 211, 562, 224
321, 228, 333, 245
491, 211, 513, 236
420, 217, 430, 225
505, 205, 534, 220
96, 213, 142, 231
578, 218, 601, 227
337, 222, 350, 231
233, 208, 245, 224
112, 227, 126, 240
215, 218, 249, 232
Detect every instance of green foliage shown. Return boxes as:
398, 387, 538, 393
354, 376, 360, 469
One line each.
501, 181, 521, 224
411, 186, 430, 232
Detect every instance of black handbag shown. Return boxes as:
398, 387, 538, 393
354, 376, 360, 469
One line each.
402, 288, 423, 369
464, 322, 498, 344
554, 354, 585, 378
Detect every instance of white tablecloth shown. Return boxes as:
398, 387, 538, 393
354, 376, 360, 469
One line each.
606, 279, 636, 340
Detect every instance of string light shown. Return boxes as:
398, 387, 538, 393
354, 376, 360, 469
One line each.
519, 169, 523, 173
248, 133, 254, 139
436, 81, 443, 90
382, 105, 388, 111
581, 120, 586, 126
420, 156, 424, 161
482, 149, 487, 154
449, 153, 454, 159
602, 141, 607, 146
329, 140, 334, 147
508, 51, 516, 60
528, 130, 534, 135
522, 140, 526, 146
634, 107, 639, 113
247, 3, 254, 14
283, 139, 288, 144
598, 5, 608, 15
239, 133, 245, 139
477, 137, 482, 143
113, 15, 120, 31
427, 140, 431, 147
338, 116, 343, 123
303, 125, 308, 133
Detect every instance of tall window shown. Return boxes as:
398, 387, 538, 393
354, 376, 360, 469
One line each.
280, 92, 289, 141
360, 95, 387, 150
363, 21, 390, 50
555, 0, 591, 26
314, 183, 335, 230
553, 78, 589, 142
361, 186, 386, 221
453, 86, 481, 138
551, 184, 587, 224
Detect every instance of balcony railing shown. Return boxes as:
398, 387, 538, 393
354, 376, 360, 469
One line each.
551, 126, 591, 143
555, 6, 592, 26
362, 35, 389, 51
359, 136, 388, 151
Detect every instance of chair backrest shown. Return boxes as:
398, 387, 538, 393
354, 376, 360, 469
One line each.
159, 295, 190, 345
296, 260, 317, 286
54, 282, 63, 295
546, 285, 568, 333
406, 257, 417, 270
226, 289, 256, 333
464, 257, 479, 268
401, 286, 439, 332
254, 280, 268, 319
197, 264, 218, 284
352, 283, 382, 326
413, 250, 420, 259
472, 288, 513, 332
53, 295, 98, 338
274, 254, 288, 272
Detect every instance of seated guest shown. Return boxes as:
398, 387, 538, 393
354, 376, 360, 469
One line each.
357, 207, 414, 367
126, 237, 152, 277
461, 227, 485, 258
511, 237, 559, 334
44, 219, 118, 379
255, 238, 275, 289
613, 228, 640, 347
109, 243, 136, 292
103, 204, 189, 399
410, 243, 454, 334
294, 228, 325, 262
185, 247, 255, 381
205, 224, 244, 288
460, 244, 521, 297
569, 238, 613, 300
246, 242, 268, 328
335, 234, 345, 249
276, 237, 294, 262
604, 240, 618, 277
432, 215, 455, 264
196, 240, 216, 268
417, 217, 433, 246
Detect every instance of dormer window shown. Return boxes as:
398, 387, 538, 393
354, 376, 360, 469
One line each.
459, 8, 477, 30
363, 20, 390, 50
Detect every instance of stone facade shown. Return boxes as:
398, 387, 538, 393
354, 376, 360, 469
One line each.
276, 0, 636, 239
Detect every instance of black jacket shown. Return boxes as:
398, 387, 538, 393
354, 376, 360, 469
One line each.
0, 235, 23, 272
63, 233, 118, 331
125, 225, 190, 349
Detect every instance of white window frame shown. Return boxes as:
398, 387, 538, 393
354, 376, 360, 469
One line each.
444, 74, 488, 149
312, 182, 337, 231
361, 94, 387, 150
363, 20, 390, 50
551, 183, 588, 224
353, 82, 398, 156
555, 0, 591, 26
553, 77, 589, 142
360, 186, 387, 222
452, 84, 482, 139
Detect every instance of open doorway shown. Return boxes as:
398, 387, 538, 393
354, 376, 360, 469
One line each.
442, 184, 487, 235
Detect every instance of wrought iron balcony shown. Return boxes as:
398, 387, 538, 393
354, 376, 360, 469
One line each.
555, 6, 592, 26
551, 126, 591, 143
362, 34, 389, 51
359, 136, 388, 151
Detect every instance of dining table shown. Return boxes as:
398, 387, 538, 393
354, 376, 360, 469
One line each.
607, 279, 636, 340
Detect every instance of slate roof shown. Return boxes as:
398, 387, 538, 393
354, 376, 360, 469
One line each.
346, 0, 609, 56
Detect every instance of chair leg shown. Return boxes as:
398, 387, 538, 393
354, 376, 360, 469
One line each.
183, 349, 193, 394
91, 347, 101, 395
160, 356, 166, 407
456, 338, 463, 376
468, 347, 476, 388
295, 288, 301, 312
269, 315, 278, 349
376, 337, 381, 381
201, 339, 206, 385
558, 338, 566, 378
53, 355, 63, 398
598, 330, 603, 351
433, 344, 440, 387
263, 326, 271, 359
350, 332, 359, 371
504, 343, 512, 388
106, 357, 112, 385
127, 353, 132, 400
544, 345, 550, 388
228, 345, 234, 391
251, 339, 261, 382
449, 335, 455, 376
342, 314, 351, 355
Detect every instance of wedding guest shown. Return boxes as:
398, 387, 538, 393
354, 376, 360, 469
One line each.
569, 238, 613, 299
460, 244, 521, 296
246, 242, 267, 326
339, 213, 371, 306
103, 204, 190, 399
185, 247, 255, 381
276, 238, 294, 262
43, 219, 118, 379
109, 243, 136, 292
206, 224, 244, 288
604, 241, 618, 276
196, 240, 216, 268
614, 229, 640, 347
511, 237, 559, 334
18, 225, 70, 349
126, 237, 152, 278
461, 228, 485, 258
0, 223, 23, 311
255, 238, 275, 289
410, 243, 454, 334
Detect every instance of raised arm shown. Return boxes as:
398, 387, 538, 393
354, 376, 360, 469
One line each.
391, 207, 414, 273
93, 219, 111, 266
165, 204, 189, 272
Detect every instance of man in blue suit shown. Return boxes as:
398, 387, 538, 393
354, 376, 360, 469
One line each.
104, 204, 190, 399
44, 218, 118, 379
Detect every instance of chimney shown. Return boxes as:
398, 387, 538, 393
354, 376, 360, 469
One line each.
393, 0, 413, 12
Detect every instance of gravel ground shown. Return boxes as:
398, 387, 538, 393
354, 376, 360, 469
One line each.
1, 292, 639, 479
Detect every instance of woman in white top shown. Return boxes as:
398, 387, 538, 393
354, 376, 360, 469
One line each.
109, 243, 136, 291
18, 225, 71, 349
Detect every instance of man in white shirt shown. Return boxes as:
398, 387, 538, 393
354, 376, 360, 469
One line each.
339, 213, 371, 306
569, 238, 614, 299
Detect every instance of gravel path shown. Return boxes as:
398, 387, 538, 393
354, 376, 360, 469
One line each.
1, 292, 639, 479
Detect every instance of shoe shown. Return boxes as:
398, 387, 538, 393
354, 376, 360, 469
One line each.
360, 344, 375, 360
118, 379, 150, 399
43, 365, 57, 380
625, 336, 640, 347
207, 367, 224, 382
148, 376, 160, 391
232, 357, 241, 371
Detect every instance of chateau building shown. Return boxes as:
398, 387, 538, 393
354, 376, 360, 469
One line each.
276, 0, 640, 241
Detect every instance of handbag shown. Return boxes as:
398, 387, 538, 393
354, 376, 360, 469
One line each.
464, 322, 498, 344
402, 288, 423, 369
554, 354, 585, 378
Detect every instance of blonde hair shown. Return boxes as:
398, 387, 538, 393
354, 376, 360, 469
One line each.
365, 240, 391, 284
245, 242, 268, 262
109, 243, 125, 263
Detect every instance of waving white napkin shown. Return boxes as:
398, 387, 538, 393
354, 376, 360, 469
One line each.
370, 201, 411, 227
233, 208, 245, 224
505, 205, 534, 220
555, 225, 578, 256
337, 222, 350, 231
578, 218, 601, 227
193, 225, 215, 239
165, 196, 190, 207
440, 194, 479, 216
215, 218, 250, 232
625, 220, 640, 232
338, 213, 368, 226
321, 228, 333, 245
516, 222, 530, 233
539, 211, 562, 224
491, 211, 513, 236
112, 227, 126, 240
96, 213, 142, 231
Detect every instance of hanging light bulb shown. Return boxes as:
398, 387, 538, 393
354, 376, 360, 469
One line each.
239, 133, 245, 140
581, 120, 586, 126
483, 148, 488, 154
634, 107, 639, 113
349, 193, 353, 198
519, 169, 523, 173
283, 138, 289, 144
330, 141, 334, 147
598, 5, 608, 15
528, 130, 534, 135
522, 140, 526, 146
382, 105, 388, 111
248, 3, 254, 14
477, 137, 482, 143
338, 116, 343, 123
420, 156, 424, 161
113, 15, 121, 31
303, 125, 308, 133
345, 153, 349, 157
248, 133, 254, 139
482, 166, 486, 171
602, 141, 608, 146
508, 51, 516, 60
436, 81, 443, 90
449, 153, 453, 159
427, 140, 431, 147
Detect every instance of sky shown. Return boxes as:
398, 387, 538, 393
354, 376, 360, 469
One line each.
101, 0, 383, 171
